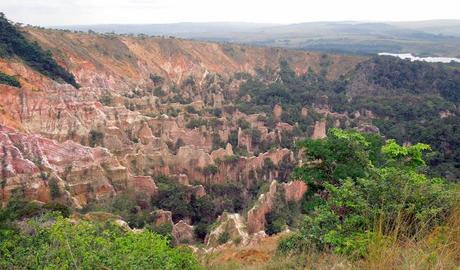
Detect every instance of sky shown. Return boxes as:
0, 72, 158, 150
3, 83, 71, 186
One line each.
1, 0, 459, 26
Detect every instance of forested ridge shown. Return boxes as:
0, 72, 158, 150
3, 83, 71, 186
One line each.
235, 56, 460, 180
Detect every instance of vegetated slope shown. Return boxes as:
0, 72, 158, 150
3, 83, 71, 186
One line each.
234, 56, 460, 180
0, 13, 79, 88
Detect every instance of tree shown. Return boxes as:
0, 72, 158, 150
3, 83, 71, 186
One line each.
280, 129, 457, 258
292, 128, 380, 191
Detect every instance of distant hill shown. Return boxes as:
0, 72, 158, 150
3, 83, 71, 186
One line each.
56, 20, 460, 57
389, 20, 460, 37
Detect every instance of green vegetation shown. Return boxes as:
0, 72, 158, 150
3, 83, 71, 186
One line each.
48, 177, 61, 200
0, 71, 20, 87
218, 230, 230, 245
99, 94, 113, 106
0, 197, 201, 269
153, 87, 166, 97
279, 129, 458, 259
265, 193, 301, 235
88, 130, 104, 147
0, 13, 79, 88
149, 73, 164, 85
236, 57, 460, 180
151, 176, 248, 242
0, 217, 200, 269
203, 164, 219, 176
186, 118, 208, 129
349, 57, 460, 179
152, 176, 246, 220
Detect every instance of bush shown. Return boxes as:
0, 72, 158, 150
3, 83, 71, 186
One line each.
48, 177, 61, 199
211, 108, 222, 117
88, 130, 104, 147
151, 177, 194, 222
202, 165, 218, 176
186, 118, 207, 129
237, 118, 251, 130
153, 87, 166, 97
149, 223, 173, 238
186, 105, 198, 114
218, 230, 230, 245
149, 73, 164, 85
282, 129, 458, 258
0, 217, 201, 269
0, 199, 71, 225
0, 71, 20, 87
194, 222, 209, 241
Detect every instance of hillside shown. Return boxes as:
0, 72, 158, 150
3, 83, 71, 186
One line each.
60, 20, 460, 57
0, 19, 459, 269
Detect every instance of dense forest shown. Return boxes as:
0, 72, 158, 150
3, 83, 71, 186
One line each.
235, 56, 460, 180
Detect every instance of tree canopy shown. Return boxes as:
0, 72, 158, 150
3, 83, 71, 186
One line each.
280, 129, 458, 258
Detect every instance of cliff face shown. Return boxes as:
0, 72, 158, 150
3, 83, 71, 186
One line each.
0, 27, 364, 207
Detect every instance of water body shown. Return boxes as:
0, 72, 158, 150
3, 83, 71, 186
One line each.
378, 53, 460, 63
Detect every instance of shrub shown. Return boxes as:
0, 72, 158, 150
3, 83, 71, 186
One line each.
237, 118, 251, 130
151, 177, 194, 222
0, 217, 201, 269
88, 130, 104, 147
149, 73, 164, 85
193, 222, 209, 241
218, 230, 230, 245
149, 223, 173, 238
153, 87, 166, 97
48, 177, 61, 199
211, 133, 225, 150
186, 118, 207, 129
99, 94, 113, 106
202, 165, 218, 176
0, 71, 20, 87
211, 108, 222, 117
228, 129, 238, 148
186, 105, 198, 114
282, 129, 458, 258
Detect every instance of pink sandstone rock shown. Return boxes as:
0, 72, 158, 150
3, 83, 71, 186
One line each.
172, 220, 195, 244
311, 120, 327, 139
282, 180, 308, 202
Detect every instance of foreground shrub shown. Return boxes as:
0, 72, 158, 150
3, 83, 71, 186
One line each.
0, 216, 201, 269
280, 129, 458, 258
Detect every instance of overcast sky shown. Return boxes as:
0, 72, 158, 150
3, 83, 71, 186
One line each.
1, 0, 459, 26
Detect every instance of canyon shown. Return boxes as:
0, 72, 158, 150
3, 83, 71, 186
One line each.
1, 24, 459, 248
